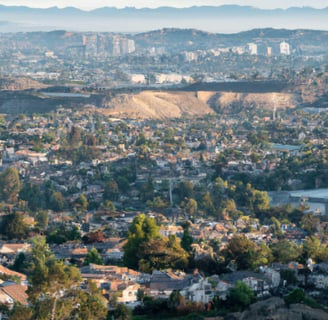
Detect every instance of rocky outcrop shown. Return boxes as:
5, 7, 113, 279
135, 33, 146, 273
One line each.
224, 297, 328, 320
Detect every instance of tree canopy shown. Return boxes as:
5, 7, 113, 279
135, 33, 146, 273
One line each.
123, 214, 188, 272
0, 167, 21, 203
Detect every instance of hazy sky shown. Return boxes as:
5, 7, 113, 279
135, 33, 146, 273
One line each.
0, 0, 328, 10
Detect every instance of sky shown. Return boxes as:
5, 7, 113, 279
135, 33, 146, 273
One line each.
0, 0, 328, 10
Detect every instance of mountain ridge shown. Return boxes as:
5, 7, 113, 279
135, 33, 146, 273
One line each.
1, 4, 328, 33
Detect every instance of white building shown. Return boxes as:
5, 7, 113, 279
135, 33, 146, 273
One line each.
280, 41, 290, 55
247, 43, 258, 55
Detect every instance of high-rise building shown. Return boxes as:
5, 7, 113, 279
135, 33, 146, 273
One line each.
280, 41, 290, 55
247, 43, 257, 55
267, 46, 272, 57
112, 35, 121, 57
120, 39, 135, 55
112, 36, 135, 56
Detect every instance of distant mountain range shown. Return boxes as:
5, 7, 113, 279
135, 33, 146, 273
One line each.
0, 5, 328, 33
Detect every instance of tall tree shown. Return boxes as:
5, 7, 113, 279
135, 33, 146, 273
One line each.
75, 281, 108, 320
0, 167, 21, 203
75, 194, 88, 211
224, 234, 272, 270
181, 222, 193, 253
138, 235, 189, 273
0, 212, 28, 240
123, 214, 160, 269
27, 236, 81, 304
49, 191, 65, 212
19, 182, 44, 211
103, 180, 119, 201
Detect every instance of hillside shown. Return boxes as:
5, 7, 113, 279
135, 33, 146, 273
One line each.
224, 297, 328, 320
203, 92, 297, 112
99, 91, 215, 119
96, 89, 297, 119
0, 77, 48, 91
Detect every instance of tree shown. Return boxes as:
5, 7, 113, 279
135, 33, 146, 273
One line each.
75, 194, 88, 211
138, 235, 189, 273
35, 211, 49, 230
302, 235, 328, 263
8, 303, 33, 320
251, 190, 270, 214
75, 281, 108, 320
27, 236, 81, 303
225, 281, 255, 312
0, 167, 21, 203
213, 153, 227, 177
103, 200, 116, 213
49, 191, 65, 212
271, 239, 301, 264
168, 290, 185, 311
224, 235, 271, 270
139, 178, 154, 202
11, 252, 27, 273
301, 213, 319, 235
123, 214, 160, 269
0, 212, 28, 240
201, 191, 215, 216
146, 196, 168, 211
68, 126, 82, 147
103, 180, 119, 201
114, 303, 132, 320
47, 224, 81, 244
284, 288, 305, 306
84, 247, 102, 265
26, 237, 86, 319
19, 182, 44, 211
176, 181, 194, 202
181, 222, 193, 253
184, 198, 198, 216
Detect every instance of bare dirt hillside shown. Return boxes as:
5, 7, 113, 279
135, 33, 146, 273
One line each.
100, 91, 215, 119
197, 91, 297, 111
0, 77, 48, 91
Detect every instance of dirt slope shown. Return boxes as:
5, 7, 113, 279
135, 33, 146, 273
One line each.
100, 91, 215, 119
98, 90, 297, 119
197, 91, 297, 111
0, 77, 48, 91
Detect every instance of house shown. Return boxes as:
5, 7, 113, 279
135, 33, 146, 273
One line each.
0, 243, 30, 255
149, 270, 195, 298
242, 276, 270, 298
220, 270, 274, 298
0, 265, 27, 285
117, 283, 141, 304
0, 281, 28, 307
106, 248, 124, 261
81, 264, 142, 283
181, 277, 214, 303
159, 225, 183, 238
216, 280, 233, 300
